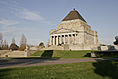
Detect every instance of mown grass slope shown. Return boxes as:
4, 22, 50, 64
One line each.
0, 60, 118, 79
31, 50, 92, 58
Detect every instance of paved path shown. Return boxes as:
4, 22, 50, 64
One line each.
0, 58, 118, 69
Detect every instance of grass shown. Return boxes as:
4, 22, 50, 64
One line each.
31, 50, 92, 58
0, 60, 118, 79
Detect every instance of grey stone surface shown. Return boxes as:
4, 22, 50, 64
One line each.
0, 50, 28, 57
48, 10, 100, 50
114, 45, 118, 50
100, 46, 109, 51
114, 36, 118, 45
91, 52, 97, 57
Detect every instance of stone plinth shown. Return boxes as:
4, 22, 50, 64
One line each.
100, 46, 109, 51
114, 45, 118, 50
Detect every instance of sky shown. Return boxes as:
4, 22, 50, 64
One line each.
0, 0, 118, 46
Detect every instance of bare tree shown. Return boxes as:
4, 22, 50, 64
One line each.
0, 33, 3, 49
2, 40, 8, 50
0, 32, 2, 40
12, 38, 15, 44
20, 34, 27, 45
19, 34, 27, 51
3, 40, 8, 45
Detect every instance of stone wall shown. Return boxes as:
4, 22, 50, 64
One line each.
27, 50, 37, 56
0, 50, 9, 57
49, 19, 99, 50
57, 19, 84, 31
0, 50, 27, 57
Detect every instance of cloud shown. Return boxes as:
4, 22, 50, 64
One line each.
0, 0, 53, 45
0, 1, 53, 25
17, 9, 44, 21
0, 1, 44, 21
16, 9, 53, 25
0, 19, 19, 26
2, 26, 23, 36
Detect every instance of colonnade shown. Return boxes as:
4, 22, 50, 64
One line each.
49, 34, 77, 45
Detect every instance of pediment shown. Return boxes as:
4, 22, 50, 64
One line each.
51, 28, 75, 34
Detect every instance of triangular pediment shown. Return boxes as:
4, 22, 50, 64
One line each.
51, 28, 75, 34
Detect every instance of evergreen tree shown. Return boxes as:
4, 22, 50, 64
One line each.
39, 42, 45, 48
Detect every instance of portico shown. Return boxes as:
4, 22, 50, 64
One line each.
50, 33, 77, 45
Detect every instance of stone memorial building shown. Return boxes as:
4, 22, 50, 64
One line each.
49, 9, 100, 50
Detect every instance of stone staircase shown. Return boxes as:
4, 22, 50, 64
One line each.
41, 45, 64, 50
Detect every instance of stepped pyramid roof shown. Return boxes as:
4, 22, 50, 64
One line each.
62, 9, 86, 22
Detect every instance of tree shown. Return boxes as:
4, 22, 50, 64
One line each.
114, 36, 118, 45
9, 38, 19, 51
19, 34, 27, 51
0, 32, 2, 40
0, 33, 3, 49
39, 42, 45, 48
12, 38, 15, 44
20, 34, 27, 45
2, 40, 8, 50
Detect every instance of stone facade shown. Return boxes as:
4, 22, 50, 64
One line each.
49, 9, 100, 50
0, 50, 27, 57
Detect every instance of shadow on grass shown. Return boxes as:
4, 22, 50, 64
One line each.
93, 59, 118, 79
0, 50, 60, 68
11, 50, 54, 59
0, 68, 13, 79
41, 50, 53, 58
84, 53, 91, 57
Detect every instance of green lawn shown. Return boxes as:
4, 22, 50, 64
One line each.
0, 60, 118, 79
31, 50, 92, 58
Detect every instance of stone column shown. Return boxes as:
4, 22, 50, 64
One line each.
56, 36, 59, 45
60, 35, 62, 44
72, 34, 74, 44
53, 36, 55, 45
75, 34, 77, 44
69, 34, 72, 44
65, 35, 68, 44
74, 34, 75, 44
58, 36, 60, 45
62, 35, 64, 44
68, 35, 70, 44
52, 36, 53, 45
71, 34, 73, 44
63, 35, 66, 44
55, 36, 56, 45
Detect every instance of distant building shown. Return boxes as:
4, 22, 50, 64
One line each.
48, 9, 100, 50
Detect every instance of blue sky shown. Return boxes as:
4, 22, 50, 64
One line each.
0, 0, 118, 45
